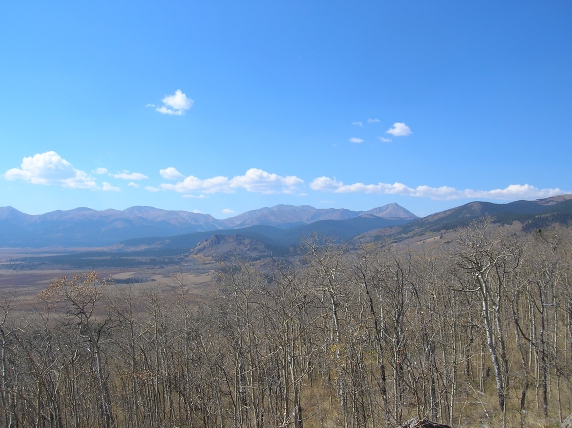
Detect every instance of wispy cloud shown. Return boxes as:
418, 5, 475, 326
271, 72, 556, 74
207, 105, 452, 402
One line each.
102, 182, 121, 192
160, 168, 304, 195
145, 186, 160, 192
4, 151, 97, 189
155, 89, 193, 116
94, 167, 108, 175
368, 118, 380, 123
128, 182, 139, 188
352, 121, 363, 127
386, 122, 412, 137
111, 171, 149, 180
379, 137, 392, 143
349, 137, 364, 143
159, 167, 184, 180
310, 177, 566, 201
222, 208, 235, 214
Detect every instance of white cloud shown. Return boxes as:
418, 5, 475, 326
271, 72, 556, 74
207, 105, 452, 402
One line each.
183, 194, 207, 198
94, 167, 108, 175
102, 182, 121, 192
4, 151, 97, 189
310, 177, 566, 201
160, 168, 303, 195
160, 167, 184, 180
156, 106, 184, 116
310, 177, 346, 193
368, 118, 380, 123
352, 121, 363, 127
379, 137, 392, 143
229, 168, 303, 194
111, 171, 149, 180
161, 175, 232, 194
155, 89, 193, 116
128, 182, 139, 188
145, 186, 160, 192
222, 208, 235, 214
349, 137, 364, 143
386, 122, 412, 137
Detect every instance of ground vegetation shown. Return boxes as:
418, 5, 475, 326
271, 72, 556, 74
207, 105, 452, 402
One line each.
0, 221, 571, 427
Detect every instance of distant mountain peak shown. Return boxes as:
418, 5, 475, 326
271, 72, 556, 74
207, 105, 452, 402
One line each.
361, 203, 418, 220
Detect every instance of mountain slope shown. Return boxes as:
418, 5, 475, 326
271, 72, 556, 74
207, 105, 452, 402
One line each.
120, 216, 413, 251
221, 204, 361, 228
357, 195, 572, 244
0, 206, 225, 247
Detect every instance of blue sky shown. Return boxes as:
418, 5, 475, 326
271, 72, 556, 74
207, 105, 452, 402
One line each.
1, 1, 571, 218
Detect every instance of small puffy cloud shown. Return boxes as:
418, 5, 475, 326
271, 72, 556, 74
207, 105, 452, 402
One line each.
4, 151, 97, 189
229, 168, 303, 194
160, 168, 303, 195
222, 208, 235, 214
128, 182, 139, 188
111, 171, 148, 180
102, 182, 121, 192
310, 177, 566, 201
145, 186, 160, 192
349, 137, 364, 143
94, 167, 108, 175
379, 137, 392, 143
386, 122, 412, 137
160, 167, 184, 180
368, 118, 380, 123
155, 89, 193, 116
352, 121, 363, 127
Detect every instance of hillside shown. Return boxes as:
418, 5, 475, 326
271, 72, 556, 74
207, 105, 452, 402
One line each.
356, 194, 572, 244
119, 216, 413, 252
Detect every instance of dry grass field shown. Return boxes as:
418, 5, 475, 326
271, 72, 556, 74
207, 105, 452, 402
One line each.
0, 248, 219, 314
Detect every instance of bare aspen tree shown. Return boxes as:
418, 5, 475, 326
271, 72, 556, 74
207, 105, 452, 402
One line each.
454, 219, 522, 416
39, 272, 116, 428
353, 244, 392, 426
0, 221, 569, 428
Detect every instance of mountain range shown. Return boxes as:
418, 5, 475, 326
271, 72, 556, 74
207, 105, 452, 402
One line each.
4, 196, 572, 269
120, 195, 572, 255
0, 203, 417, 247
2, 196, 572, 251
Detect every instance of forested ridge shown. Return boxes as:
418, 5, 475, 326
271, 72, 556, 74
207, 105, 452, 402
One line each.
1, 220, 571, 427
